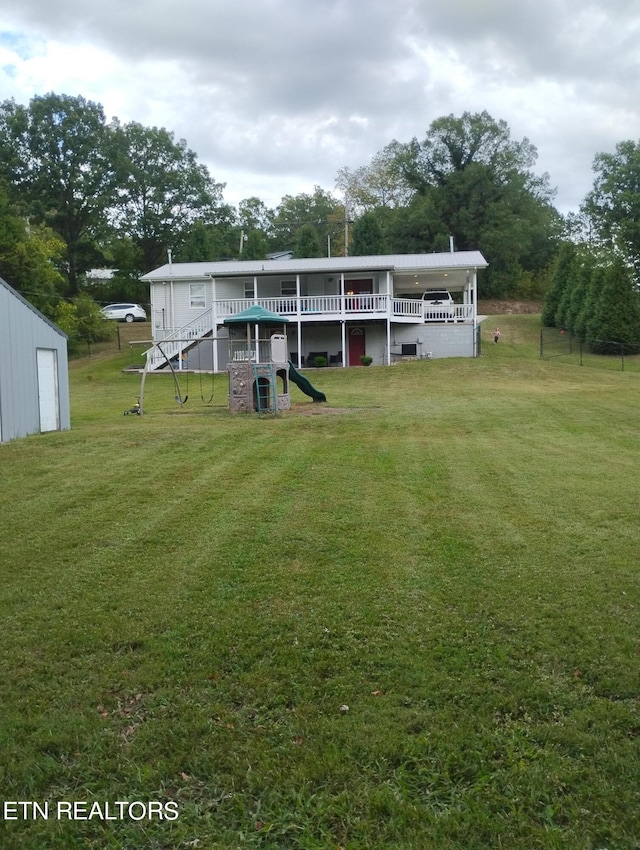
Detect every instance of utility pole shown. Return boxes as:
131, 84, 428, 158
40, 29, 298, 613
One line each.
344, 196, 352, 257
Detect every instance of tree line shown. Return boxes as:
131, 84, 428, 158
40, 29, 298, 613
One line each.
541, 140, 640, 351
0, 92, 638, 351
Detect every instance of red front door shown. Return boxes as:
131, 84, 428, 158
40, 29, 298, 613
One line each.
348, 327, 366, 365
345, 279, 373, 311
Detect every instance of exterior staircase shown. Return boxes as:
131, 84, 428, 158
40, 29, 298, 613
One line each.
145, 308, 214, 371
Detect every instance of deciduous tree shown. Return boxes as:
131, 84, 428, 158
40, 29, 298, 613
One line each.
0, 93, 117, 292
350, 210, 388, 255
392, 111, 561, 296
293, 223, 322, 258
271, 187, 341, 255
335, 141, 412, 213
0, 183, 66, 315
110, 121, 226, 273
583, 140, 640, 277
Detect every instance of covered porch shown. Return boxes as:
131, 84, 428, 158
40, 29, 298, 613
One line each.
143, 251, 487, 371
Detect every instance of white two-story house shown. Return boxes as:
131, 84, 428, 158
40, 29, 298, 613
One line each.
140, 251, 488, 371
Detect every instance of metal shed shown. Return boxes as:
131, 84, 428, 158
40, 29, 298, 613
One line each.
0, 278, 71, 443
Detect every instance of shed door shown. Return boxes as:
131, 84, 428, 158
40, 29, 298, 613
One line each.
37, 348, 59, 432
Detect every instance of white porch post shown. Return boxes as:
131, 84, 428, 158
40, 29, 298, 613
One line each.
386, 317, 391, 366
170, 280, 181, 370
341, 321, 347, 367
386, 270, 392, 364
170, 280, 175, 335
296, 274, 301, 367
472, 269, 478, 315
253, 276, 258, 304
298, 321, 304, 368
471, 268, 479, 356
340, 273, 345, 318
211, 276, 219, 372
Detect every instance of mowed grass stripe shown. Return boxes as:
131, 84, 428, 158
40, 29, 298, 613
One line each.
0, 315, 638, 849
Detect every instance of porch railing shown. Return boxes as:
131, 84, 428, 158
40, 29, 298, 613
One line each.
392, 298, 423, 318
392, 300, 475, 321
145, 307, 214, 370
216, 294, 394, 318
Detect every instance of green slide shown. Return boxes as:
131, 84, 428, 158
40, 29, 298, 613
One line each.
288, 361, 327, 402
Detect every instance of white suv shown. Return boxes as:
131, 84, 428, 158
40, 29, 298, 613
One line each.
421, 290, 455, 321
101, 303, 147, 323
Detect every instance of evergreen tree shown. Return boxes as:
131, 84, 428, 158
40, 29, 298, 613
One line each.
542, 242, 577, 327
565, 256, 592, 334
555, 251, 582, 329
574, 263, 602, 342
587, 256, 640, 353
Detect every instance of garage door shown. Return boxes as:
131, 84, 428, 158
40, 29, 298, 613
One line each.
37, 348, 59, 432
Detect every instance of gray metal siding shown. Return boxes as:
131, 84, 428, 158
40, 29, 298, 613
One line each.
0, 282, 70, 442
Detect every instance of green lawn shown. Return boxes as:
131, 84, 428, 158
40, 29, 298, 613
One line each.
1, 315, 639, 849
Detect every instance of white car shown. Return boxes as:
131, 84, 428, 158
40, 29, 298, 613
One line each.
421, 290, 455, 321
101, 303, 147, 323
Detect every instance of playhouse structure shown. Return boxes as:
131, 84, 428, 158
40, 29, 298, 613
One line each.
222, 305, 327, 414
224, 306, 291, 414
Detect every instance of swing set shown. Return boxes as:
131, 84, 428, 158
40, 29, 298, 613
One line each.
130, 335, 221, 415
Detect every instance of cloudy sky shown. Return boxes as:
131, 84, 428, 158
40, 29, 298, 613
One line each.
0, 0, 638, 215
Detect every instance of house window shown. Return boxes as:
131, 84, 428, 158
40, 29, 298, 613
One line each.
244, 282, 255, 299
190, 283, 205, 309
281, 281, 296, 296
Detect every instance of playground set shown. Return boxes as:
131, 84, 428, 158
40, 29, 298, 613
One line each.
132, 306, 326, 416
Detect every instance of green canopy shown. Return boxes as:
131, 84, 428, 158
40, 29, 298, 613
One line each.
223, 306, 289, 325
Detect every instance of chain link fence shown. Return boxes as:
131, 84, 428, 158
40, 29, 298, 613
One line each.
540, 328, 640, 373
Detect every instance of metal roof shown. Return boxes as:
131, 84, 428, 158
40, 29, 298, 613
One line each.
141, 250, 488, 282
